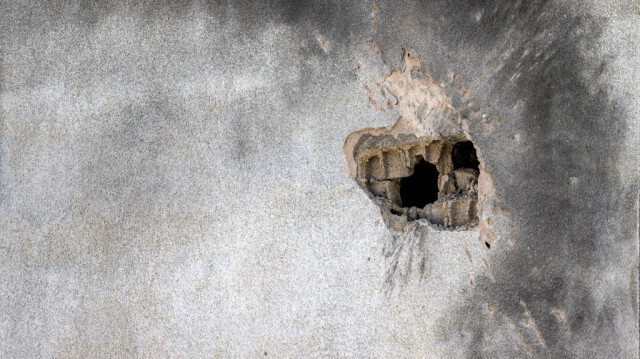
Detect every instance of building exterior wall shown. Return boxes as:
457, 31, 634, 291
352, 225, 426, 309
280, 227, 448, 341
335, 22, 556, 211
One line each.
0, 1, 638, 357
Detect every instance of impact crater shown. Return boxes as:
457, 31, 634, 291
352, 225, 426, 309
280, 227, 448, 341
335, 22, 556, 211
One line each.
344, 49, 493, 233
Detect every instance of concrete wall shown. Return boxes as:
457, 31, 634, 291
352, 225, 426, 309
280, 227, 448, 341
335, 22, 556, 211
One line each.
1, 1, 638, 357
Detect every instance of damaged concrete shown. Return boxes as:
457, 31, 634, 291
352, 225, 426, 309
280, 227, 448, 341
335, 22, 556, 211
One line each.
344, 50, 492, 234
0, 0, 637, 357
350, 135, 481, 230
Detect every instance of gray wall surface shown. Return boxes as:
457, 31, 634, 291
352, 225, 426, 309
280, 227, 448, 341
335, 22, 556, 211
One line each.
1, 0, 638, 357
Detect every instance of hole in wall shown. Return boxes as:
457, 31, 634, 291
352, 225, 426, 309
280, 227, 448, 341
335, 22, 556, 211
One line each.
400, 159, 439, 208
343, 49, 501, 291
342, 48, 495, 234
350, 137, 481, 231
452, 141, 480, 170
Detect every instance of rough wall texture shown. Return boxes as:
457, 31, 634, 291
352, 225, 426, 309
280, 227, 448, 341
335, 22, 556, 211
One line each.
0, 0, 638, 357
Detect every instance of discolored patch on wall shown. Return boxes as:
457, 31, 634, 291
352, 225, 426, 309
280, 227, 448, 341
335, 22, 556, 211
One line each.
412, 1, 639, 358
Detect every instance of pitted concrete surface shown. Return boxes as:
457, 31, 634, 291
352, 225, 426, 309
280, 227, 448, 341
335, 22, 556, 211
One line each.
0, 1, 638, 357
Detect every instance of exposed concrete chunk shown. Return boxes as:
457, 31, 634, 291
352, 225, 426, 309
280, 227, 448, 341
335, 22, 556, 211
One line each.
454, 168, 479, 192
365, 155, 385, 180
383, 150, 412, 179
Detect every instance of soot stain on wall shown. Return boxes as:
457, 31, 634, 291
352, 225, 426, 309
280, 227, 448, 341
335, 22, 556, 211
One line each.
338, 1, 634, 355
429, 2, 635, 357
